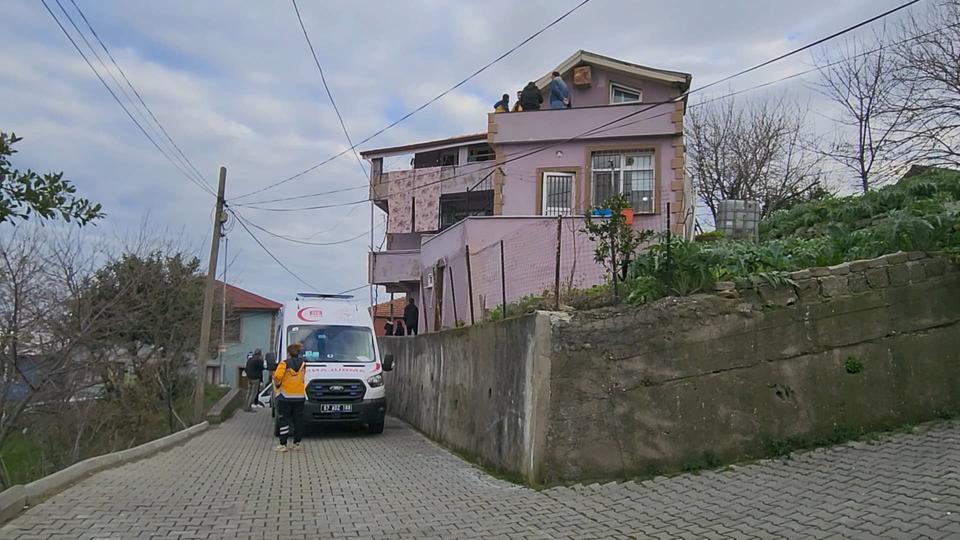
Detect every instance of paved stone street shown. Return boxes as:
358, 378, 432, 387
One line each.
2, 412, 958, 539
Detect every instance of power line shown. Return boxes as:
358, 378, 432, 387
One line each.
232, 0, 594, 201
232, 183, 368, 207
290, 0, 368, 182
65, 0, 212, 191
237, 198, 370, 212
249, 0, 928, 212
228, 209, 320, 291
40, 0, 216, 198
238, 213, 383, 246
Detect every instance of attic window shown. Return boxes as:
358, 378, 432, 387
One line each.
610, 83, 642, 104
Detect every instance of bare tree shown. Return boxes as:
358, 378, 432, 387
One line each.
892, 0, 960, 167
812, 31, 914, 192
686, 94, 828, 221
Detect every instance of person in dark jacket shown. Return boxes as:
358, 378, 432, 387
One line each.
393, 318, 406, 336
243, 349, 264, 412
519, 81, 542, 111
403, 297, 419, 336
493, 93, 510, 112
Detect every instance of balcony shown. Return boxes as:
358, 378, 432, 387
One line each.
370, 162, 496, 212
369, 249, 421, 288
489, 101, 680, 145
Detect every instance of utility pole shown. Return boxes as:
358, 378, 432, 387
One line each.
194, 167, 227, 422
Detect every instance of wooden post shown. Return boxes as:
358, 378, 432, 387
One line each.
500, 240, 507, 318
465, 245, 475, 325
554, 215, 562, 311
449, 265, 458, 325
194, 167, 226, 422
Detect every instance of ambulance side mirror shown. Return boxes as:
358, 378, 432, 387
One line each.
265, 352, 277, 371
383, 354, 395, 372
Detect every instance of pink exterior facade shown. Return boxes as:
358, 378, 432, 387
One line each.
364, 51, 694, 333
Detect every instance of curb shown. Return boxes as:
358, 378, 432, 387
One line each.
206, 387, 244, 424
0, 421, 210, 523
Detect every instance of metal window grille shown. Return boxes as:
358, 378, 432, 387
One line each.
591, 150, 655, 213
542, 173, 574, 216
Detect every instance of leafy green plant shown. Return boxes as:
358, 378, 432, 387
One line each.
582, 194, 654, 298
845, 357, 864, 374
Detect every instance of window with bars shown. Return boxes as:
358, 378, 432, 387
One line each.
591, 151, 655, 213
541, 172, 575, 216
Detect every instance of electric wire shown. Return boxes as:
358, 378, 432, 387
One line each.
232, 0, 595, 201
241, 0, 926, 213
228, 208, 321, 291
65, 0, 212, 190
40, 0, 216, 198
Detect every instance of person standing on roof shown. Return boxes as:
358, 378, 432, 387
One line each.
404, 297, 419, 336
549, 71, 570, 109
243, 349, 264, 412
511, 90, 523, 112
493, 93, 510, 113
519, 81, 542, 111
273, 343, 306, 452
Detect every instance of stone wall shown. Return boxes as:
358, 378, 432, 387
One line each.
545, 253, 960, 484
380, 314, 552, 484
383, 252, 960, 486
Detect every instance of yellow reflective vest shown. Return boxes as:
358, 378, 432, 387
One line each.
273, 358, 306, 400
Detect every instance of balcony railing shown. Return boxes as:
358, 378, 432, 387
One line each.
370, 162, 497, 203
489, 102, 679, 145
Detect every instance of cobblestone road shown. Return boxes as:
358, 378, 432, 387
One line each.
3, 412, 958, 539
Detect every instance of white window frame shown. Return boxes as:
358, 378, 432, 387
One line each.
541, 172, 576, 216
591, 151, 656, 214
609, 83, 643, 104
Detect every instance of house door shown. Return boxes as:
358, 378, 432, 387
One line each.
237, 367, 249, 389
542, 172, 575, 216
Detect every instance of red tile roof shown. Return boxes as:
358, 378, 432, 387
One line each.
216, 281, 282, 311
370, 298, 407, 319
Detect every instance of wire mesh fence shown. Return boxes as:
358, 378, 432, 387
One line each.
419, 202, 690, 331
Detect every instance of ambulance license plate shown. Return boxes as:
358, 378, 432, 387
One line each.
320, 404, 352, 413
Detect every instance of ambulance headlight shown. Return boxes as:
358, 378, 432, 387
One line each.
367, 374, 383, 388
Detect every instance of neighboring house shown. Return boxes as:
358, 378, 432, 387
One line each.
365, 50, 695, 332
370, 297, 408, 337
211, 282, 281, 387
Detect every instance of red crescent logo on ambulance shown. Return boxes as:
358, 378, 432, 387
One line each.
297, 307, 323, 322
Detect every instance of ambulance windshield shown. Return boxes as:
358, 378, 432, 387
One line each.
286, 325, 376, 363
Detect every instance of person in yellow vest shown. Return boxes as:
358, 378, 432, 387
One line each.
273, 343, 306, 452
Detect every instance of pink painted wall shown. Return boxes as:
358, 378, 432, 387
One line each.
537, 65, 683, 109
499, 135, 681, 229
416, 217, 606, 331
491, 102, 677, 145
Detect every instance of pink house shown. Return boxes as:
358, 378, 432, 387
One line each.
365, 50, 695, 332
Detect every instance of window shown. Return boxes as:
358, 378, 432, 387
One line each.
591, 151, 655, 213
466, 144, 495, 163
541, 172, 575, 216
286, 325, 376, 363
610, 83, 642, 104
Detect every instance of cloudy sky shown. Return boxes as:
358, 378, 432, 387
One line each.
1, 0, 918, 302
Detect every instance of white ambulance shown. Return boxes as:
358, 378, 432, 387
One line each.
265, 293, 393, 434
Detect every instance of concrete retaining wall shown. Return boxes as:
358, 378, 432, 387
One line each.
383, 253, 960, 486
381, 314, 552, 484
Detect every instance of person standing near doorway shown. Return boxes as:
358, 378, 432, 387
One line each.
273, 343, 306, 452
404, 297, 419, 336
243, 349, 264, 412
